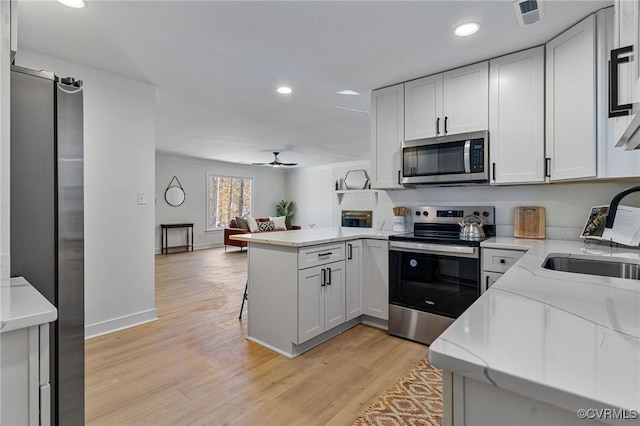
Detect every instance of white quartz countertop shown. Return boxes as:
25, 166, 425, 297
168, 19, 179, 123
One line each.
0, 276, 57, 334
430, 237, 640, 420
230, 227, 400, 247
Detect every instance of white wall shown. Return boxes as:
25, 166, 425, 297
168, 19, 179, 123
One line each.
285, 165, 333, 229
16, 49, 157, 338
156, 154, 287, 252
287, 159, 640, 240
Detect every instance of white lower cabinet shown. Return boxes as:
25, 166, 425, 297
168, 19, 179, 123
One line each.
1, 324, 50, 426
481, 247, 526, 293
298, 260, 346, 344
482, 271, 504, 293
345, 240, 363, 321
363, 239, 389, 320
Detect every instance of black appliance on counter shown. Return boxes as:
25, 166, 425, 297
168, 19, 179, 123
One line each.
10, 66, 84, 425
388, 205, 495, 345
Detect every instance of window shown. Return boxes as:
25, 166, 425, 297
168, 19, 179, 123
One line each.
206, 174, 252, 230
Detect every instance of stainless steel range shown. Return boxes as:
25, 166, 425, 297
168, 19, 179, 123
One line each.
388, 205, 495, 345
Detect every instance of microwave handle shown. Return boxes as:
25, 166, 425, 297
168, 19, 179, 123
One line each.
463, 140, 471, 173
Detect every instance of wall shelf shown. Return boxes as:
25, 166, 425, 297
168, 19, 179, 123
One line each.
333, 189, 379, 205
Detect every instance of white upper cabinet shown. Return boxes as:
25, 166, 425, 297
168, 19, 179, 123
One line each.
404, 62, 488, 141
489, 46, 545, 184
546, 14, 597, 181
600, 7, 640, 177
404, 75, 443, 140
442, 62, 489, 135
612, 0, 640, 150
371, 84, 404, 189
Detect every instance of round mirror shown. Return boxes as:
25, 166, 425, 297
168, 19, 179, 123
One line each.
165, 186, 185, 206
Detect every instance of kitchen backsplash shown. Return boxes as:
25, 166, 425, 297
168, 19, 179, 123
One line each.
286, 160, 640, 241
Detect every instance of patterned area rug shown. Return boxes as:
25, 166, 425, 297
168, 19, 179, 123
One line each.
354, 358, 443, 426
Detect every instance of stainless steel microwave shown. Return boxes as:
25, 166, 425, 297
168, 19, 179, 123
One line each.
401, 131, 489, 185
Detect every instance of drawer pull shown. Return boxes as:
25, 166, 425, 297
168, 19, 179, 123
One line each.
318, 252, 333, 258
499, 259, 506, 264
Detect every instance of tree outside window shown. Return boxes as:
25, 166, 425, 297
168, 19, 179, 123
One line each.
207, 174, 252, 230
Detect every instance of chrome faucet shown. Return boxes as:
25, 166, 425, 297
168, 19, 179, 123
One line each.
605, 185, 640, 228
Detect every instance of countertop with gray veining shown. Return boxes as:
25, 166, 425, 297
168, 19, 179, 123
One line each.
430, 237, 640, 419
230, 226, 400, 247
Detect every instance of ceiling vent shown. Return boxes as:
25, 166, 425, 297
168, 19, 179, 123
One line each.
513, 0, 544, 27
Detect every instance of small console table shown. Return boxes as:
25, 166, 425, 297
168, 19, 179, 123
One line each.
160, 223, 194, 254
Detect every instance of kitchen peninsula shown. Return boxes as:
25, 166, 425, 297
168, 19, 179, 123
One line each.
231, 227, 396, 357
430, 238, 640, 426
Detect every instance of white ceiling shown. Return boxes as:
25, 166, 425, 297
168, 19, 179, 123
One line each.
17, 0, 612, 167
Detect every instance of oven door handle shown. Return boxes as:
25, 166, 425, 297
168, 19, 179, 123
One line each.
389, 241, 477, 256
463, 140, 471, 173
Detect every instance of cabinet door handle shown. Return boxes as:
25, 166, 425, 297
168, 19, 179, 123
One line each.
436, 117, 440, 135
444, 116, 448, 134
609, 46, 633, 117
486, 275, 490, 291
348, 244, 352, 260
492, 162, 496, 181
318, 252, 333, 258
544, 158, 551, 178
397, 170, 401, 185
321, 268, 326, 287
326, 268, 332, 285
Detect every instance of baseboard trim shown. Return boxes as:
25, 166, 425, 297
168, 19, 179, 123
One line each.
85, 308, 158, 339
155, 243, 223, 254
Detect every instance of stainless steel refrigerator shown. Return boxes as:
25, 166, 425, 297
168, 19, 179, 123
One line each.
10, 65, 84, 426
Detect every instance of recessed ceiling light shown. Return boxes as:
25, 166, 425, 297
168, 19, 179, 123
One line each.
337, 90, 360, 96
57, 0, 87, 8
454, 22, 480, 37
277, 86, 292, 95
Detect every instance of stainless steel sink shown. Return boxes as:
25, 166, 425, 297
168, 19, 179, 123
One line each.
542, 254, 640, 280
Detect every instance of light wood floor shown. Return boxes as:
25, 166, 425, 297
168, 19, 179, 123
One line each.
85, 247, 428, 425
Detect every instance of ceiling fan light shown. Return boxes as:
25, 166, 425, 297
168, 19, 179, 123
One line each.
57, 0, 88, 8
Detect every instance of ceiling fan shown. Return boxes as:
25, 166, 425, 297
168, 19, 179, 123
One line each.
251, 152, 298, 167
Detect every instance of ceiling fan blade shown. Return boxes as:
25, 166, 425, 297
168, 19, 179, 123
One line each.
251, 152, 297, 166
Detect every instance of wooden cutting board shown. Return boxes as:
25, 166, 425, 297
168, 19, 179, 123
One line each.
514, 206, 546, 239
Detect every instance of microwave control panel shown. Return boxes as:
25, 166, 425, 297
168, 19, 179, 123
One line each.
470, 139, 484, 172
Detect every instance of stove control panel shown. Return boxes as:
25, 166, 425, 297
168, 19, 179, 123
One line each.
412, 206, 495, 225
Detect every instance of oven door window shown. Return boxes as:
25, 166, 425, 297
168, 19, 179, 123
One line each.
403, 141, 466, 177
389, 250, 479, 318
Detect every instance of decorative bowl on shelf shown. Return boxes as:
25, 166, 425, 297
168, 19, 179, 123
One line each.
343, 169, 369, 189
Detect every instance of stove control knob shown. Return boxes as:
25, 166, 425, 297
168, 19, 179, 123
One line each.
473, 211, 480, 217
482, 211, 490, 217
422, 211, 429, 217
415, 211, 421, 216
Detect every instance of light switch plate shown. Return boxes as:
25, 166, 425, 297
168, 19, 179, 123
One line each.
137, 191, 148, 205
